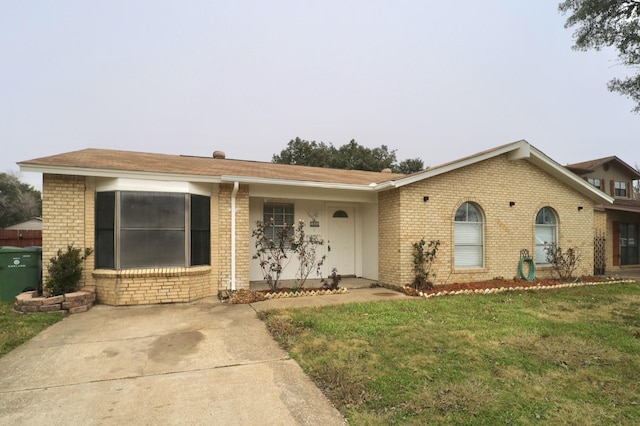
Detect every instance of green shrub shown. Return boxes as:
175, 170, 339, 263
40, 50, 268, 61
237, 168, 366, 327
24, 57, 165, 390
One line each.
45, 245, 93, 296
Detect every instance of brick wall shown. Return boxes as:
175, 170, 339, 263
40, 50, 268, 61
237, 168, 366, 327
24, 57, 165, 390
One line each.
42, 174, 231, 305
210, 188, 220, 296
84, 186, 96, 288
93, 266, 211, 305
378, 189, 402, 286
378, 155, 598, 287
42, 174, 93, 289
216, 183, 250, 291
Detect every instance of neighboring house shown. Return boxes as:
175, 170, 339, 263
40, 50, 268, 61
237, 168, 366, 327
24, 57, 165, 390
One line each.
0, 217, 43, 247
566, 156, 640, 272
3, 217, 43, 230
19, 140, 614, 306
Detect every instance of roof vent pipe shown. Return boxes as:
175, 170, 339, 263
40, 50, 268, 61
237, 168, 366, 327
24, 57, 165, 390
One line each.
213, 150, 226, 159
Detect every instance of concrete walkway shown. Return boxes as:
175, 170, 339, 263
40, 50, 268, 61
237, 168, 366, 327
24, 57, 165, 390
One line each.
0, 286, 407, 425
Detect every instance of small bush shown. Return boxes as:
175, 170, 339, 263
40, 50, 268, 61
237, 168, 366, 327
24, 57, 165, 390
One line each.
252, 218, 295, 291
545, 245, 581, 282
252, 218, 326, 291
322, 268, 342, 290
292, 220, 326, 288
45, 245, 93, 296
412, 239, 440, 290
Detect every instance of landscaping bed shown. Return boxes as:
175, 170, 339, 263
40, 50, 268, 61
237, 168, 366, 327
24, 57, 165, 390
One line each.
227, 277, 629, 304
225, 287, 348, 304
14, 288, 96, 314
377, 275, 630, 298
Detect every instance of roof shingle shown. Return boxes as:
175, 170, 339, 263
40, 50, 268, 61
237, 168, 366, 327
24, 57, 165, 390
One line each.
19, 148, 405, 186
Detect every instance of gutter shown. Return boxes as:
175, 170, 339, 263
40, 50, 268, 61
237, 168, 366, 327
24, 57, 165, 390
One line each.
230, 181, 239, 291
220, 175, 378, 191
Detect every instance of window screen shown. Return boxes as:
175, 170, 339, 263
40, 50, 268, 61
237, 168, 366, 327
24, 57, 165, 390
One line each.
95, 192, 115, 269
120, 192, 186, 268
190, 194, 210, 266
95, 191, 210, 269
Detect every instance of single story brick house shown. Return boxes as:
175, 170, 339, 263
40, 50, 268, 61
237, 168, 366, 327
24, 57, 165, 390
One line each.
19, 140, 614, 305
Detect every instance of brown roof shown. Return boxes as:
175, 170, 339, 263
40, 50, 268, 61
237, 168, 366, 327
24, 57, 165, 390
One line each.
605, 198, 640, 213
19, 148, 405, 186
566, 156, 640, 179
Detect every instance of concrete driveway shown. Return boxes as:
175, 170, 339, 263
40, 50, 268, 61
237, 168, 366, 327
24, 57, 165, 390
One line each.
0, 298, 347, 425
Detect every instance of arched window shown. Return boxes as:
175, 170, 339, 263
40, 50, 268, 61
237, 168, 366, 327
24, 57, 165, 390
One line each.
454, 202, 484, 268
535, 207, 557, 264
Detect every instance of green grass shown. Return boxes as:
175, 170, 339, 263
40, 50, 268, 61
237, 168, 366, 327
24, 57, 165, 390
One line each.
259, 283, 640, 425
0, 301, 65, 357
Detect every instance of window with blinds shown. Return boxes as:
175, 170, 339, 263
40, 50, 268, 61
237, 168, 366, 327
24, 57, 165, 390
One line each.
535, 207, 557, 264
454, 202, 484, 268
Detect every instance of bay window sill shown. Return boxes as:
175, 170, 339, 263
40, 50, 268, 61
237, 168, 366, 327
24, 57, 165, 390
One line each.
93, 265, 211, 278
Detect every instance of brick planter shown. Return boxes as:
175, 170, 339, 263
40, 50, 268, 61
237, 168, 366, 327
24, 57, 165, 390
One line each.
14, 288, 96, 314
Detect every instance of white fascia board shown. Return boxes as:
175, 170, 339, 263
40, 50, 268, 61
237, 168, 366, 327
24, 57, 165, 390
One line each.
249, 183, 377, 203
220, 175, 375, 191
93, 178, 214, 195
374, 140, 613, 205
19, 164, 380, 192
506, 142, 531, 160
19, 164, 224, 184
527, 148, 615, 205
379, 140, 529, 190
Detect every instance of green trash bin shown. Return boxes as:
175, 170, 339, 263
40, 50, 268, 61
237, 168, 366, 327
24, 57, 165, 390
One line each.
0, 246, 42, 302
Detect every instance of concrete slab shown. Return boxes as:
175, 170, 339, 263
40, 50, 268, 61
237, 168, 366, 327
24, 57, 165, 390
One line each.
0, 300, 347, 425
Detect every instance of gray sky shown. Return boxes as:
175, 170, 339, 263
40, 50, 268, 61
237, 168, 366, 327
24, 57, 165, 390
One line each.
2, 0, 638, 190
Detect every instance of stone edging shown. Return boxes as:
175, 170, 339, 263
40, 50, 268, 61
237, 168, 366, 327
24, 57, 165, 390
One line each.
262, 287, 348, 299
417, 279, 634, 299
14, 287, 96, 314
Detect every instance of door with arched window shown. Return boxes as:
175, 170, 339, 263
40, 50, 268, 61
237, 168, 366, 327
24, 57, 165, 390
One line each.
454, 202, 484, 268
328, 207, 355, 275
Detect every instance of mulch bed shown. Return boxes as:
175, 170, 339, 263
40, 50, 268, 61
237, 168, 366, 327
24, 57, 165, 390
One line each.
378, 276, 621, 297
225, 276, 627, 304
225, 286, 343, 304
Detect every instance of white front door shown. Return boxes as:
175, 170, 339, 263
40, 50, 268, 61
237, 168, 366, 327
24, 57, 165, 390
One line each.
328, 207, 355, 276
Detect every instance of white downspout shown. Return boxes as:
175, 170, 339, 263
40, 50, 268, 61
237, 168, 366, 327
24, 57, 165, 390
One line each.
230, 181, 239, 291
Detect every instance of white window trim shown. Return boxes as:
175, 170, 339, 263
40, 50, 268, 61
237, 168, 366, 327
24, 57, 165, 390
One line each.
535, 208, 558, 265
454, 202, 485, 269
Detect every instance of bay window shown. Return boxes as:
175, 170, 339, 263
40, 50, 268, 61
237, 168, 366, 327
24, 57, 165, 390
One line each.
96, 191, 210, 269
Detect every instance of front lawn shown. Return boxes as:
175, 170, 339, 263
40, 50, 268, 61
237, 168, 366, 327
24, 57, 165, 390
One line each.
260, 282, 640, 425
0, 301, 65, 357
